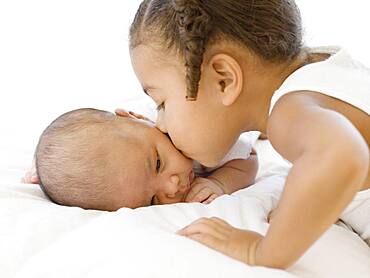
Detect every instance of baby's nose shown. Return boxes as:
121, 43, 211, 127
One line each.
170, 175, 180, 185
171, 175, 190, 195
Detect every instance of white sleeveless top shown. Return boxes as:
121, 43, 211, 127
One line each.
269, 46, 370, 115
193, 133, 254, 176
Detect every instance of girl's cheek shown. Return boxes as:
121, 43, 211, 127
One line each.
169, 105, 190, 127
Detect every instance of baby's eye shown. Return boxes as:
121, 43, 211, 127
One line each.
156, 102, 165, 111
156, 154, 161, 173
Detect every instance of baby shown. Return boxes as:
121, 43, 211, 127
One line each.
34, 108, 258, 211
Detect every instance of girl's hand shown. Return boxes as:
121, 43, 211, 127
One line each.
178, 217, 263, 265
185, 177, 225, 204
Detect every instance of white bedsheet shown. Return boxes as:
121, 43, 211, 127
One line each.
1, 139, 370, 278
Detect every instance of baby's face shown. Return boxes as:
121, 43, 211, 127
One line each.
104, 115, 194, 209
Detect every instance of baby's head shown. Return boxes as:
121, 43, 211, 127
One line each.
35, 108, 194, 211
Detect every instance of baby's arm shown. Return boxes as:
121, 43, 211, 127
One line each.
207, 150, 258, 194
185, 151, 258, 203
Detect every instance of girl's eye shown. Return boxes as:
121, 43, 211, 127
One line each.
156, 155, 161, 173
156, 102, 165, 111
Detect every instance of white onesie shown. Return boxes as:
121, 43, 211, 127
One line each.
192, 133, 255, 177
269, 46, 370, 245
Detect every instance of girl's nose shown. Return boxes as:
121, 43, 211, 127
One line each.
165, 175, 180, 198
155, 112, 168, 133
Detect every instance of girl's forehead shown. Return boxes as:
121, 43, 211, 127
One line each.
131, 44, 182, 70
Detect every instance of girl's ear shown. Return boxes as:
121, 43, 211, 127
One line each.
208, 54, 243, 106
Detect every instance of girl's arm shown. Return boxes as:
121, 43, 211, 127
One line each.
257, 92, 369, 268
179, 92, 368, 269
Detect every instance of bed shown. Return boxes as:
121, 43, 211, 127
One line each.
1, 0, 370, 276
1, 123, 369, 278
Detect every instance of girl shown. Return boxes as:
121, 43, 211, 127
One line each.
128, 0, 370, 269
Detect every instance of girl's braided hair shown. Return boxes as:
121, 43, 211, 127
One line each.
130, 0, 303, 100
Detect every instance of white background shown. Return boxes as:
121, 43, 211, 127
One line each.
0, 0, 369, 156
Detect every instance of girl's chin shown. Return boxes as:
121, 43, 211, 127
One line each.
197, 157, 222, 168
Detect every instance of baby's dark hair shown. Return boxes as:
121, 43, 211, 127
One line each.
130, 0, 303, 100
35, 108, 116, 210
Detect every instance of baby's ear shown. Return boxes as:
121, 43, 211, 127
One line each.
115, 108, 131, 118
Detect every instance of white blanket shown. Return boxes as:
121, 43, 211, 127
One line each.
1, 140, 370, 278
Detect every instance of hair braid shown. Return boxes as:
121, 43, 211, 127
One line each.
131, 0, 303, 101
172, 0, 211, 100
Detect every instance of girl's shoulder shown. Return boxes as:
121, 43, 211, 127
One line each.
266, 89, 366, 163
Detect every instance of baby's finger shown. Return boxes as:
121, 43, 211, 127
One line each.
22, 170, 35, 183
184, 183, 204, 202
21, 174, 39, 184
31, 175, 40, 184
202, 193, 218, 204
188, 187, 212, 203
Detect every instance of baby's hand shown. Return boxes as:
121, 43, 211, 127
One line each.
22, 169, 39, 184
185, 177, 225, 204
21, 161, 39, 184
